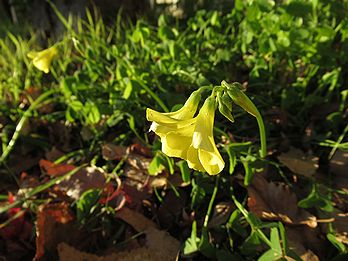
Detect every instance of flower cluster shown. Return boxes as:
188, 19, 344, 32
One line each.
146, 90, 225, 175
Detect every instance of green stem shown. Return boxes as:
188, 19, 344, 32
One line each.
0, 90, 56, 163
231, 195, 272, 248
203, 176, 219, 228
256, 115, 267, 158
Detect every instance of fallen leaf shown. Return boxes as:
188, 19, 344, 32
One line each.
40, 159, 76, 177
58, 242, 163, 261
247, 175, 317, 227
44, 147, 65, 161
116, 207, 180, 260
300, 250, 320, 261
331, 150, 348, 192
56, 166, 107, 200
128, 143, 153, 158
278, 147, 318, 177
330, 150, 348, 211
208, 201, 235, 228
286, 226, 327, 260
0, 193, 32, 240
99, 175, 127, 211
35, 202, 75, 260
321, 210, 348, 245
157, 190, 187, 229
102, 143, 128, 160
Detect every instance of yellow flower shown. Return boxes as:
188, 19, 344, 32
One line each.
147, 94, 225, 175
147, 90, 201, 137
27, 46, 58, 73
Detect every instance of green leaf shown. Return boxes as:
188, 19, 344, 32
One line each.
177, 160, 191, 183
228, 210, 248, 237
123, 80, 133, 99
217, 91, 234, 123
241, 155, 256, 186
199, 227, 216, 258
298, 185, 333, 212
191, 179, 206, 209
69, 100, 84, 111
246, 4, 260, 22
269, 228, 282, 254
148, 151, 166, 176
258, 249, 278, 261
158, 25, 176, 40
327, 233, 346, 253
85, 102, 100, 125
183, 221, 199, 255
76, 189, 100, 224
226, 146, 237, 174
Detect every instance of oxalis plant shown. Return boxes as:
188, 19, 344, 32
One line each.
146, 80, 267, 176
147, 81, 273, 258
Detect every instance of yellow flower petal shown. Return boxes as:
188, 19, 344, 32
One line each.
192, 97, 225, 175
146, 90, 201, 122
198, 137, 225, 175
27, 46, 57, 73
161, 122, 195, 158
186, 146, 205, 172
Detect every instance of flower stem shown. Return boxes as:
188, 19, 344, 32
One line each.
203, 176, 219, 228
256, 114, 267, 158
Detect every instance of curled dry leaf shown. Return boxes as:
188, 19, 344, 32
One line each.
247, 175, 317, 227
35, 202, 75, 260
277, 147, 318, 177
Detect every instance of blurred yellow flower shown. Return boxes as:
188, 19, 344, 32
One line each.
27, 46, 57, 73
147, 94, 224, 175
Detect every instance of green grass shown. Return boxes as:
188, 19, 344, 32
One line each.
0, 0, 348, 260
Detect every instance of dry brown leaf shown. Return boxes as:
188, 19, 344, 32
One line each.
116, 206, 157, 231
278, 147, 318, 177
247, 175, 317, 227
44, 147, 65, 161
332, 212, 348, 244
39, 159, 76, 177
116, 207, 180, 260
58, 242, 164, 261
35, 202, 75, 260
102, 143, 128, 160
300, 250, 320, 261
157, 190, 187, 229
286, 226, 326, 260
57, 166, 107, 200
321, 210, 348, 245
128, 143, 153, 158
331, 150, 348, 192
208, 201, 235, 228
